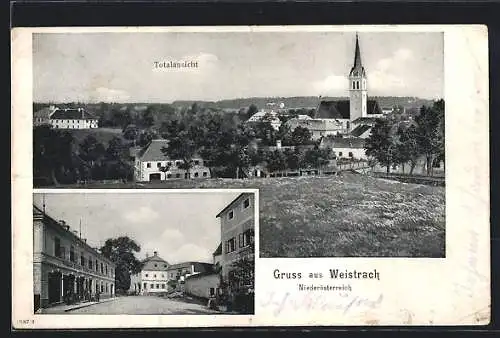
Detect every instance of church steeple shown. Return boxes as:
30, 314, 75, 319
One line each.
354, 33, 362, 68
349, 33, 368, 125
349, 33, 366, 77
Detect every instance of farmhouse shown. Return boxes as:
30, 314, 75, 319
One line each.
134, 139, 211, 182
129, 251, 170, 295
319, 136, 367, 160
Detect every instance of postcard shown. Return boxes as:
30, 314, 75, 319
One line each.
12, 25, 489, 328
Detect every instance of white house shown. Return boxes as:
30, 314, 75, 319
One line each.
134, 139, 211, 182
285, 117, 347, 140
129, 251, 170, 295
48, 107, 99, 129
319, 136, 368, 160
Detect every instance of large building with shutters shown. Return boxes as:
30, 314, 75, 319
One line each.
33, 205, 116, 312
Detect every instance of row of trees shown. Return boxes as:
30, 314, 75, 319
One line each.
33, 125, 134, 186
365, 99, 445, 176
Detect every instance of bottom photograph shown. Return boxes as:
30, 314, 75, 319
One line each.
32, 190, 256, 315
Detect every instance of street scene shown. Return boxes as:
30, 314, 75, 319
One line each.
33, 191, 255, 314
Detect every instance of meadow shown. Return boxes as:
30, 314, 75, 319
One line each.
65, 173, 446, 258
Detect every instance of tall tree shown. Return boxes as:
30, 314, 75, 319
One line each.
33, 125, 75, 186
365, 118, 395, 174
415, 99, 445, 176
99, 236, 142, 294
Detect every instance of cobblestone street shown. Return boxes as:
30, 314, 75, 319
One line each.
67, 295, 219, 315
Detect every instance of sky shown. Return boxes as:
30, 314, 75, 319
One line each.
33, 191, 241, 264
33, 31, 443, 103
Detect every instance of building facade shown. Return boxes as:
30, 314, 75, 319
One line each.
165, 262, 214, 284
134, 139, 211, 182
129, 251, 170, 295
216, 193, 255, 290
33, 205, 116, 312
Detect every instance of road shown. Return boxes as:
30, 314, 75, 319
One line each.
69, 295, 219, 315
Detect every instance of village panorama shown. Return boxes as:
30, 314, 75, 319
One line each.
33, 33, 445, 259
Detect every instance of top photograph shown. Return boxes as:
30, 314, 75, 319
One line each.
32, 28, 445, 257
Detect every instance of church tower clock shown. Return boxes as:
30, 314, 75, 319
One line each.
349, 33, 368, 126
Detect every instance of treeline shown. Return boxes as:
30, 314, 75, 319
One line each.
365, 99, 445, 176
33, 125, 134, 186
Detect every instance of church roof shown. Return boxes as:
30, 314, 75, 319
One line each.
316, 100, 350, 119
316, 99, 383, 120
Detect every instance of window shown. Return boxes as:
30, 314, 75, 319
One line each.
176, 173, 181, 178
157, 162, 161, 168
154, 274, 157, 278
194, 172, 199, 177
95, 260, 98, 271
70, 247, 75, 262
154, 264, 157, 267
167, 161, 172, 166
164, 265, 167, 268
203, 172, 207, 177
150, 284, 154, 289
226, 238, 236, 253
101, 263, 104, 273
228, 211, 234, 220
243, 229, 254, 247
144, 283, 147, 289
146, 162, 151, 168
194, 160, 200, 165
339, 152, 343, 157
210, 288, 215, 296
162, 284, 165, 289
352, 81, 355, 90
101, 284, 104, 292
156, 284, 160, 288
175, 161, 182, 166
89, 258, 93, 269
80, 255, 85, 266
54, 237, 61, 258
145, 274, 148, 277
167, 174, 172, 178
106, 265, 108, 274
243, 198, 250, 209
349, 152, 353, 157
356, 81, 360, 90
239, 233, 244, 248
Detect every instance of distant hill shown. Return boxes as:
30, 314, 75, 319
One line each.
170, 96, 437, 110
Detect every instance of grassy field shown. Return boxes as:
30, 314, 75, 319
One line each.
61, 173, 445, 258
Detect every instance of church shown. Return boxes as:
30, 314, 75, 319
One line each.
286, 33, 384, 140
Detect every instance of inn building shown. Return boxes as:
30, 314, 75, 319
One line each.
33, 205, 116, 312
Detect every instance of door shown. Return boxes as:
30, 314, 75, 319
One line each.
149, 173, 161, 181
48, 272, 61, 304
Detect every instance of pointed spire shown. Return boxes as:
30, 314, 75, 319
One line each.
354, 32, 362, 68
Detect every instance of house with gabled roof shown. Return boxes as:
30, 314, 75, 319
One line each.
129, 251, 170, 295
34, 106, 99, 129
133, 139, 211, 182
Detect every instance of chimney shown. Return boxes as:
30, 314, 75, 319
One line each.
154, 251, 158, 256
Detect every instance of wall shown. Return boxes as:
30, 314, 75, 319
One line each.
184, 274, 220, 299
